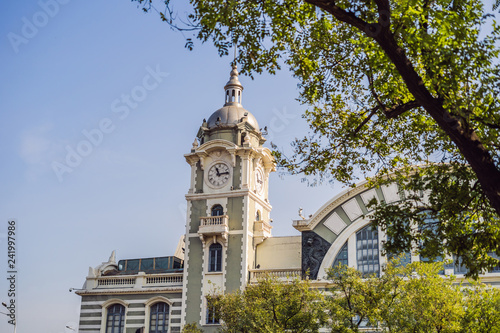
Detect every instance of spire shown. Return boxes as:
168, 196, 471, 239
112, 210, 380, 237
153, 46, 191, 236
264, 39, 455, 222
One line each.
224, 64, 243, 106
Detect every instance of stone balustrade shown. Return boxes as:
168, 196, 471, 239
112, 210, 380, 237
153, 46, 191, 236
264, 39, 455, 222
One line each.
200, 215, 228, 226
87, 272, 184, 291
198, 215, 229, 245
248, 268, 302, 282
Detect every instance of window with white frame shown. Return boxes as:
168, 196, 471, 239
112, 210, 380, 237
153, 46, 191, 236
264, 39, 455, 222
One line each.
149, 302, 169, 333
211, 204, 224, 216
206, 299, 220, 325
356, 224, 380, 277
106, 303, 125, 333
208, 243, 223, 272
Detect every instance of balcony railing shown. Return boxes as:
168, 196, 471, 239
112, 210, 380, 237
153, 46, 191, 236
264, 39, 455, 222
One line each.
249, 268, 302, 282
253, 220, 272, 246
97, 277, 135, 287
255, 220, 272, 234
198, 215, 229, 246
146, 273, 183, 286
200, 215, 228, 226
90, 272, 183, 290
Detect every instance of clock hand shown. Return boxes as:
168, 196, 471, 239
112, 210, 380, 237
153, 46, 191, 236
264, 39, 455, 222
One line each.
220, 172, 230, 175
215, 167, 220, 176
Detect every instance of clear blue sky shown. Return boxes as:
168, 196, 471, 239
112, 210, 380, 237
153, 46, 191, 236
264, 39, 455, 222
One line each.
0, 1, 340, 332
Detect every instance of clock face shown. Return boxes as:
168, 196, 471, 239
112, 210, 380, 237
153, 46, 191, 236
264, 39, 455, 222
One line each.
207, 162, 231, 187
255, 169, 264, 194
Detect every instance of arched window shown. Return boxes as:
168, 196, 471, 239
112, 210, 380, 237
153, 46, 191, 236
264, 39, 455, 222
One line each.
149, 302, 169, 333
356, 224, 379, 277
211, 205, 224, 217
106, 304, 125, 333
209, 243, 223, 272
255, 210, 261, 221
332, 241, 348, 267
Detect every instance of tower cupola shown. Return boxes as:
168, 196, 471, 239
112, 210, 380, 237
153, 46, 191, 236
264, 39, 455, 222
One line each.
224, 65, 243, 106
205, 65, 259, 130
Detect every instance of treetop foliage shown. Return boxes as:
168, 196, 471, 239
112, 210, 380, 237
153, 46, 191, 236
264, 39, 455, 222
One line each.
207, 275, 326, 332
206, 262, 500, 333
132, 0, 500, 275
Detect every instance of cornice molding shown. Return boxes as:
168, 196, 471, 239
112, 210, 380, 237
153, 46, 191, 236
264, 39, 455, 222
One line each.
299, 181, 371, 232
75, 286, 183, 296
185, 189, 272, 211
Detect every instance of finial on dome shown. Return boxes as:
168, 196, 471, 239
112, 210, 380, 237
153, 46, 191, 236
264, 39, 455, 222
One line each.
230, 64, 238, 78
224, 64, 243, 106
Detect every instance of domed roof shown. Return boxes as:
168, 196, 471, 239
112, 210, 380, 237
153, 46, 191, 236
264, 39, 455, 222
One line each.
207, 105, 259, 129
206, 64, 259, 130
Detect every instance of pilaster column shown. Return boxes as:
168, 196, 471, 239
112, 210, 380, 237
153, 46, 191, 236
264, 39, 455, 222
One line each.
185, 155, 200, 194
241, 151, 251, 189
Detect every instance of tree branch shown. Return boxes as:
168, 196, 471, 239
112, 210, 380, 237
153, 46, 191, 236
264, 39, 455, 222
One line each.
384, 101, 420, 119
471, 116, 500, 130
306, 1, 370, 32
353, 106, 379, 134
305, 0, 500, 216
365, 64, 420, 118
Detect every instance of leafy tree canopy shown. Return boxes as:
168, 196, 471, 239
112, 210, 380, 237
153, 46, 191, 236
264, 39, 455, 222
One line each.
132, 0, 500, 276
327, 261, 466, 332
328, 260, 500, 332
207, 275, 327, 332
182, 323, 204, 333
204, 261, 500, 333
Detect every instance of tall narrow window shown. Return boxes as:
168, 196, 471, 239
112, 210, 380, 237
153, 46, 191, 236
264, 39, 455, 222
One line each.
332, 241, 348, 267
149, 302, 169, 333
255, 210, 261, 221
206, 299, 220, 325
387, 232, 411, 268
452, 255, 468, 274
419, 212, 444, 274
211, 205, 224, 217
356, 224, 380, 277
106, 304, 125, 333
386, 219, 411, 267
209, 243, 222, 272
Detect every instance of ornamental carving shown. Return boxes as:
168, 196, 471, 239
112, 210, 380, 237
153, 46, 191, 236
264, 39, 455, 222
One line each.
301, 231, 331, 280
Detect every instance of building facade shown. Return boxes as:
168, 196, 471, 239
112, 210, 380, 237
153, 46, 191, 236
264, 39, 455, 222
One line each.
76, 66, 500, 333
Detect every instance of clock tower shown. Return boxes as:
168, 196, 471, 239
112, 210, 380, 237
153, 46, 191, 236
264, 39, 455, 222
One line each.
181, 65, 275, 330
